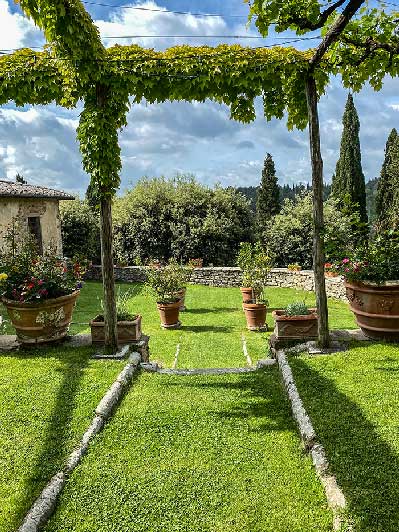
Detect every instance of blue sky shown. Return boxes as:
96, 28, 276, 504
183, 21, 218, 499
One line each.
0, 0, 398, 196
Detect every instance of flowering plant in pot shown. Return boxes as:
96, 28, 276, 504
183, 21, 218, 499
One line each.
90, 287, 142, 345
332, 230, 399, 340
237, 243, 272, 331
145, 259, 188, 328
273, 301, 318, 340
288, 263, 301, 272
0, 225, 84, 344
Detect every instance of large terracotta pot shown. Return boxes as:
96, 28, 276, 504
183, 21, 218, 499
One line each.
345, 281, 399, 341
240, 287, 254, 304
243, 302, 267, 331
157, 300, 181, 329
2, 291, 79, 345
90, 315, 142, 345
272, 309, 318, 339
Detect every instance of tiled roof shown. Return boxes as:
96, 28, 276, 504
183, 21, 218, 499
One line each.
0, 180, 75, 200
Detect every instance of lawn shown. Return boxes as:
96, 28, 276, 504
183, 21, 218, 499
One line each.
45, 369, 333, 532
1, 281, 355, 368
0, 347, 124, 532
291, 343, 399, 532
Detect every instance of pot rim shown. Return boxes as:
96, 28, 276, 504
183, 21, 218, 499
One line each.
1, 290, 80, 308
90, 314, 142, 326
157, 300, 181, 309
345, 280, 399, 290
272, 309, 318, 321
243, 302, 268, 309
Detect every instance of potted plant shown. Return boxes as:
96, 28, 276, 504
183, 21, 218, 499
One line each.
273, 301, 318, 340
0, 227, 83, 345
332, 230, 399, 340
324, 262, 339, 277
238, 243, 272, 331
237, 242, 255, 303
288, 263, 302, 272
189, 258, 203, 268
146, 259, 187, 328
90, 288, 142, 345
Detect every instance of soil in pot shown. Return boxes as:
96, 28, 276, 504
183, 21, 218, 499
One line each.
157, 300, 181, 329
345, 281, 399, 341
272, 309, 318, 339
243, 302, 267, 331
2, 291, 80, 345
90, 314, 142, 345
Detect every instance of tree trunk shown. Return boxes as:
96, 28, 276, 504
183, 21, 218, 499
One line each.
305, 75, 330, 348
99, 196, 118, 351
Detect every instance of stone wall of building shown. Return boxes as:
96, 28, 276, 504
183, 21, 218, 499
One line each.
0, 198, 63, 255
86, 265, 347, 301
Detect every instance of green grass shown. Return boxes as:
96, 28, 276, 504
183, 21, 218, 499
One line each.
0, 347, 124, 532
1, 281, 355, 368
45, 370, 333, 532
290, 343, 399, 531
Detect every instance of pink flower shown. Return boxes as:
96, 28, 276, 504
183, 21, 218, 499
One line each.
342, 258, 350, 264
344, 267, 349, 272
38, 280, 44, 286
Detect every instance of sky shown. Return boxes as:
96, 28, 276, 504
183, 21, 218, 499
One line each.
0, 0, 398, 196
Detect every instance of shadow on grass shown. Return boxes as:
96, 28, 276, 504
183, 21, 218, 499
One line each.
161, 369, 295, 434
185, 307, 239, 315
292, 358, 399, 532
181, 325, 234, 333
7, 346, 92, 528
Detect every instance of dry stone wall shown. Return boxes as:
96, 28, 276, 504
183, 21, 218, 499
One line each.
86, 266, 347, 301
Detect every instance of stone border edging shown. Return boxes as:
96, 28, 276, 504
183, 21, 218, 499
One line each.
276, 350, 349, 532
17, 351, 142, 532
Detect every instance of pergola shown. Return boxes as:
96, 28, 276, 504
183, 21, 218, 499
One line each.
2, 0, 398, 349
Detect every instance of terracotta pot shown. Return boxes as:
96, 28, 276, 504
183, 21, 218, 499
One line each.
243, 302, 267, 331
175, 288, 187, 311
90, 315, 142, 345
272, 309, 318, 339
2, 291, 79, 345
157, 300, 181, 329
345, 281, 399, 341
325, 272, 339, 278
190, 258, 203, 268
240, 287, 254, 304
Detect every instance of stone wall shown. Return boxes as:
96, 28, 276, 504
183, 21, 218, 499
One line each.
86, 266, 347, 301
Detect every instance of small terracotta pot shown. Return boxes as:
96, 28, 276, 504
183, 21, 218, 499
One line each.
175, 288, 187, 311
345, 281, 399, 340
90, 315, 142, 345
243, 302, 267, 331
272, 309, 318, 339
2, 291, 79, 345
325, 272, 339, 278
240, 287, 254, 304
157, 300, 181, 329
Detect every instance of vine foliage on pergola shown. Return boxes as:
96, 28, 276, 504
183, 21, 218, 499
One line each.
2, 0, 399, 349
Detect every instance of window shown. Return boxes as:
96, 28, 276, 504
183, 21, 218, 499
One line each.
27, 216, 43, 255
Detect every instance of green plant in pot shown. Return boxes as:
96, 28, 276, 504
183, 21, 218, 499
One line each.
90, 287, 142, 345
332, 230, 399, 340
238, 243, 272, 331
145, 259, 187, 328
272, 301, 318, 340
0, 223, 84, 345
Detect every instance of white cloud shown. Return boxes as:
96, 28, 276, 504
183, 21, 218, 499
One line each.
0, 0, 41, 50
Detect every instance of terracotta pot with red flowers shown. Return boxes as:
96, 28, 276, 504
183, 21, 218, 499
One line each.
237, 243, 273, 331
332, 231, 399, 341
0, 227, 84, 344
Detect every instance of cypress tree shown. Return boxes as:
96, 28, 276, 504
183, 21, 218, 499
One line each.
332, 94, 368, 223
256, 153, 280, 235
376, 128, 398, 227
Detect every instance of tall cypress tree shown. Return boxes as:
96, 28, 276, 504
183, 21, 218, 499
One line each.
332, 94, 368, 223
256, 153, 280, 235
376, 128, 398, 226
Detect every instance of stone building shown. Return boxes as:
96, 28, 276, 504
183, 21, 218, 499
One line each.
0, 180, 74, 256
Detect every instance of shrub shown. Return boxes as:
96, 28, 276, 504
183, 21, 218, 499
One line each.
285, 301, 310, 316
60, 199, 101, 262
261, 192, 360, 269
113, 175, 253, 266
